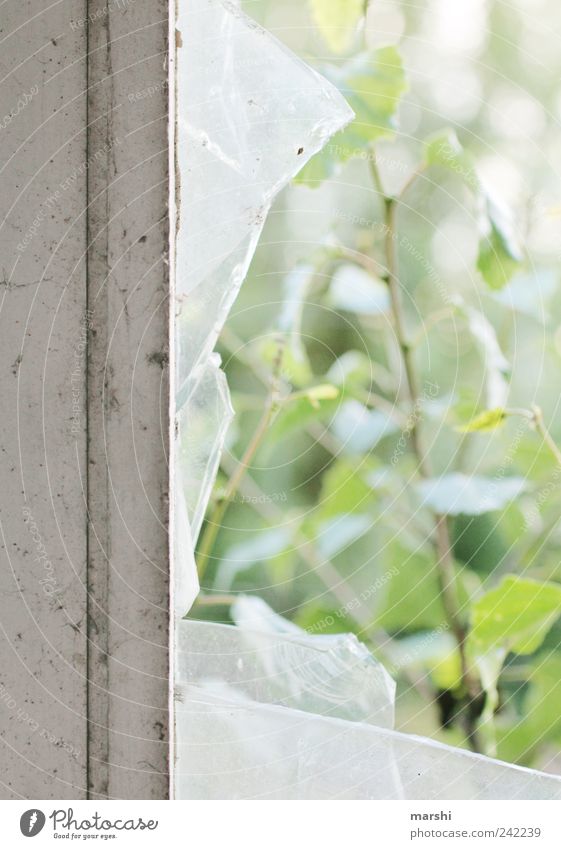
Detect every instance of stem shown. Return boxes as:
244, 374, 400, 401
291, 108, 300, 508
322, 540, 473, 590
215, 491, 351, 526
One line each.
196, 341, 285, 581
373, 156, 482, 751
504, 405, 561, 470
531, 405, 561, 469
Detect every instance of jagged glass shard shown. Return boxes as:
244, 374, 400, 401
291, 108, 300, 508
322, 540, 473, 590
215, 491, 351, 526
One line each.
176, 355, 234, 543
173, 0, 353, 612
175, 621, 561, 800
173, 487, 200, 616
175, 0, 353, 376
176, 619, 396, 728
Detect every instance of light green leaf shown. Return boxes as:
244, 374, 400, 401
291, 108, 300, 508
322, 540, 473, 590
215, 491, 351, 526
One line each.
477, 193, 524, 290
469, 575, 561, 658
458, 408, 507, 433
329, 263, 390, 315
267, 392, 340, 442
296, 47, 407, 185
417, 473, 526, 516
425, 129, 523, 290
309, 0, 365, 54
468, 577, 561, 743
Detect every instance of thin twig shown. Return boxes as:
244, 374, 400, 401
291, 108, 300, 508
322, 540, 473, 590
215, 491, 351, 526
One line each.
196, 340, 285, 581
371, 155, 483, 751
531, 405, 561, 469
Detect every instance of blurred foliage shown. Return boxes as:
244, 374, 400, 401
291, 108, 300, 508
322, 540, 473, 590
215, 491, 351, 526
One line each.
192, 0, 561, 772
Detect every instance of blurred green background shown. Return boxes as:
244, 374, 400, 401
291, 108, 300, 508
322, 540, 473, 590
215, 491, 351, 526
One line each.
191, 0, 561, 772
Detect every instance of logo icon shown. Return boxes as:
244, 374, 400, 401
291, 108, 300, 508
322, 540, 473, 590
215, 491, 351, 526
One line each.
20, 810, 46, 837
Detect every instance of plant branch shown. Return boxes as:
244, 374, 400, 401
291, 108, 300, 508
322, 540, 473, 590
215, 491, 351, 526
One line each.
373, 155, 483, 751
196, 340, 285, 581
503, 405, 561, 469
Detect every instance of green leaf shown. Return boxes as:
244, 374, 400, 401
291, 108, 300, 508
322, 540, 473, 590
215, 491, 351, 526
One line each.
267, 392, 340, 442
467, 576, 561, 742
376, 545, 448, 631
477, 193, 524, 291
295, 47, 407, 185
424, 129, 523, 290
317, 457, 377, 519
469, 576, 561, 658
458, 408, 507, 433
309, 0, 365, 54
417, 473, 526, 516
452, 513, 509, 577
329, 263, 390, 315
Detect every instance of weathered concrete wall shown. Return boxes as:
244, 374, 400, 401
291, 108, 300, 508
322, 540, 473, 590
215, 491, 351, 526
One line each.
0, 0, 171, 799
0, 0, 89, 800
86, 0, 171, 801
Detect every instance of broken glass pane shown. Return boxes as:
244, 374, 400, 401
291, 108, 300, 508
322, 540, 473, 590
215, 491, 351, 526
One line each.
176, 619, 561, 800
174, 0, 352, 605
173, 0, 561, 800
